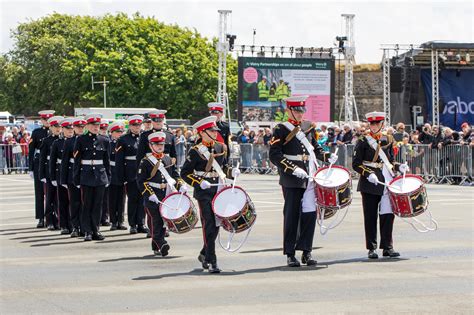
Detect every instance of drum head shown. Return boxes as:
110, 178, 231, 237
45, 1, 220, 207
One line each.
213, 187, 247, 218
160, 193, 191, 220
315, 166, 350, 188
389, 175, 422, 194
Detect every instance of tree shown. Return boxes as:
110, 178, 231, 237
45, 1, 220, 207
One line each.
0, 13, 237, 121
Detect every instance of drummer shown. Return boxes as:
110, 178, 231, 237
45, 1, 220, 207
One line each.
352, 111, 409, 259
269, 96, 338, 267
137, 132, 187, 257
180, 116, 240, 274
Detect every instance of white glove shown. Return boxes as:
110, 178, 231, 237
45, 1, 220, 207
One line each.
399, 164, 410, 174
149, 194, 159, 204
232, 168, 241, 178
29, 171, 34, 179
105, 183, 109, 188
179, 184, 188, 193
51, 180, 57, 187
292, 168, 308, 179
76, 185, 80, 189
200, 180, 211, 190
368, 173, 378, 185
40, 178, 46, 183
328, 153, 338, 164
62, 184, 67, 188
166, 178, 176, 188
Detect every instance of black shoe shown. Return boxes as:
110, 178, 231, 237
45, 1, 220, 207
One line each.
47, 224, 55, 231
160, 243, 170, 257
36, 219, 45, 228
137, 225, 149, 234
110, 223, 117, 231
165, 230, 170, 237
287, 256, 301, 267
146, 232, 151, 238
383, 249, 400, 258
60, 228, 70, 235
117, 224, 127, 230
70, 229, 79, 238
153, 250, 161, 256
208, 263, 221, 274
92, 232, 105, 241
101, 221, 111, 227
301, 252, 317, 266
84, 233, 92, 241
129, 226, 137, 234
198, 254, 209, 270
368, 250, 379, 259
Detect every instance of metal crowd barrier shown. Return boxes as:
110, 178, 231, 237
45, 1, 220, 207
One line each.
0, 143, 29, 174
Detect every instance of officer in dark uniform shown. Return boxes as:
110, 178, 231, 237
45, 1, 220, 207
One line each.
353, 112, 408, 259
107, 121, 127, 231
39, 116, 63, 230
28, 110, 55, 228
60, 117, 86, 237
138, 131, 187, 256
208, 102, 231, 158
73, 113, 111, 241
136, 110, 176, 163
116, 115, 149, 234
269, 96, 337, 267
181, 116, 239, 273
49, 118, 73, 235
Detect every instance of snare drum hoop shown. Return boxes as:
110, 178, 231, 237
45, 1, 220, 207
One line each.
388, 174, 426, 217
159, 192, 194, 221
212, 186, 251, 220
314, 165, 351, 187
314, 165, 352, 208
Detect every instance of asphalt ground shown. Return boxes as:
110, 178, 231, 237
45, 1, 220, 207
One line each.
0, 174, 473, 314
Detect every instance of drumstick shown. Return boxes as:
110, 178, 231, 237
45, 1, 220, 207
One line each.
154, 199, 174, 209
402, 162, 408, 188
376, 179, 403, 192
232, 162, 240, 193
325, 147, 339, 180
176, 192, 184, 211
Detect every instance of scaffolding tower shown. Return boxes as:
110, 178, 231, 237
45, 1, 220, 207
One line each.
341, 14, 359, 124
217, 10, 232, 119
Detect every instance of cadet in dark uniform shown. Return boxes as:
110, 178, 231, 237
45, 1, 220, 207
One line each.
136, 110, 176, 163
107, 121, 127, 231
50, 118, 74, 235
73, 113, 111, 241
60, 117, 86, 237
99, 119, 111, 226
116, 115, 149, 234
269, 96, 337, 267
181, 116, 239, 273
208, 102, 231, 158
353, 112, 408, 259
28, 110, 55, 228
39, 116, 63, 230
138, 132, 187, 256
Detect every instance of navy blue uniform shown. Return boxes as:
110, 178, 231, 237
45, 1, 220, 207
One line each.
28, 126, 49, 222
108, 137, 126, 227
39, 134, 59, 228
136, 128, 176, 163
50, 137, 71, 231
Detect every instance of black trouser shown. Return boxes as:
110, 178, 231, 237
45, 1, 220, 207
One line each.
33, 159, 45, 220
81, 185, 105, 234
57, 185, 71, 229
108, 184, 125, 225
101, 186, 109, 223
197, 199, 219, 264
44, 180, 58, 227
126, 181, 144, 227
282, 187, 316, 256
67, 184, 82, 230
144, 201, 167, 251
361, 192, 394, 250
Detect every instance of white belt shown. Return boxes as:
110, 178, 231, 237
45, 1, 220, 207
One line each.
110, 161, 116, 166
47, 156, 50, 160
363, 161, 383, 168
193, 171, 219, 178
56, 159, 62, 164
69, 158, 74, 163
125, 156, 136, 160
81, 160, 103, 165
284, 154, 310, 161
148, 182, 167, 189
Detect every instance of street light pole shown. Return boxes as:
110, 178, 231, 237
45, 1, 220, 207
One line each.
91, 75, 110, 108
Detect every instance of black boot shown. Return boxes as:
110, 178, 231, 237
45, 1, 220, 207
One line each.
160, 243, 170, 257
47, 224, 55, 231
110, 223, 117, 231
287, 255, 301, 267
36, 219, 45, 228
301, 251, 317, 266
92, 232, 105, 241
198, 254, 209, 269
101, 221, 111, 227
137, 225, 149, 234
70, 228, 79, 238
129, 226, 138, 234
368, 249, 378, 259
84, 233, 92, 241
208, 262, 221, 274
60, 228, 70, 235
382, 249, 400, 258
117, 223, 127, 230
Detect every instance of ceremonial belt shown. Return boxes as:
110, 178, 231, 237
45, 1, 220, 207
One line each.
365, 135, 395, 176
283, 122, 319, 175
69, 158, 74, 164
196, 144, 227, 180
193, 171, 219, 178
147, 155, 177, 193
56, 159, 62, 164
125, 156, 136, 160
81, 159, 103, 165
284, 154, 310, 161
110, 161, 116, 166
363, 161, 383, 168
148, 182, 167, 189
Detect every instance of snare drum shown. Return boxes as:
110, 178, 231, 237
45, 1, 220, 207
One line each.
159, 192, 198, 234
212, 186, 256, 233
388, 175, 428, 218
314, 165, 352, 219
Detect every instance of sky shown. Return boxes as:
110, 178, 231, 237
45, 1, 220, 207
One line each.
0, 0, 473, 63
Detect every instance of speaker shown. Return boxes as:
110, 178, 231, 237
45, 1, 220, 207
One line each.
390, 67, 403, 92
403, 67, 420, 106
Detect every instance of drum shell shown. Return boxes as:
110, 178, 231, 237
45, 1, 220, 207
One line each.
388, 175, 428, 218
160, 193, 198, 234
314, 165, 352, 211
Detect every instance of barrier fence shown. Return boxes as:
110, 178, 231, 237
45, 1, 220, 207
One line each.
1, 142, 473, 184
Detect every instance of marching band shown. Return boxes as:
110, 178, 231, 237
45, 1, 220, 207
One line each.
27, 97, 432, 273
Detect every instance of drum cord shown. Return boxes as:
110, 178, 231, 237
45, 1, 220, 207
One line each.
398, 203, 438, 233
218, 225, 253, 253
317, 200, 351, 235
